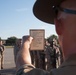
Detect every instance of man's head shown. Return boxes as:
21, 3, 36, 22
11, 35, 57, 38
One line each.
16, 39, 22, 46
0, 40, 3, 45
54, 0, 76, 58
33, 0, 76, 59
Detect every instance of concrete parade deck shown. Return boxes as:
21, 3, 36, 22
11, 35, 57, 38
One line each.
0, 47, 16, 75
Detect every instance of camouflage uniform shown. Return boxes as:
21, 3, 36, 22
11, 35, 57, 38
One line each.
44, 45, 56, 71
16, 54, 76, 75
14, 39, 22, 64
30, 50, 45, 70
0, 45, 4, 69
14, 45, 21, 63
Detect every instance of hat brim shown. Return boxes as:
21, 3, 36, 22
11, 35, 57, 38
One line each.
33, 0, 63, 24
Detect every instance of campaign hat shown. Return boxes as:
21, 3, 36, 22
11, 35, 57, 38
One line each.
33, 0, 64, 24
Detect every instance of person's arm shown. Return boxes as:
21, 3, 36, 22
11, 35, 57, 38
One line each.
16, 36, 49, 75
16, 36, 36, 75
16, 36, 33, 70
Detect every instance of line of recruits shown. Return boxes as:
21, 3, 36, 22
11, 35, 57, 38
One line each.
14, 38, 63, 72
30, 38, 64, 72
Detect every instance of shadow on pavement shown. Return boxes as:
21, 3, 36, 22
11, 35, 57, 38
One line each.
0, 67, 16, 75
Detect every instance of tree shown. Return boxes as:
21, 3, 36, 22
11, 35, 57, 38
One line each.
6, 36, 18, 46
0, 37, 1, 41
47, 35, 57, 42
47, 34, 58, 47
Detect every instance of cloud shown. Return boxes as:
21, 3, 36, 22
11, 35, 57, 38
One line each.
16, 8, 29, 12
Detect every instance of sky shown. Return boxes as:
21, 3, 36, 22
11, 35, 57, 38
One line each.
0, 0, 57, 39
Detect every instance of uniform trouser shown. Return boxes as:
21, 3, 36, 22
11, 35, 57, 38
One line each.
0, 52, 3, 69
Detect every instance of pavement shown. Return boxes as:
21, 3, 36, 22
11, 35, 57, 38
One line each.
0, 47, 16, 75
0, 67, 16, 75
